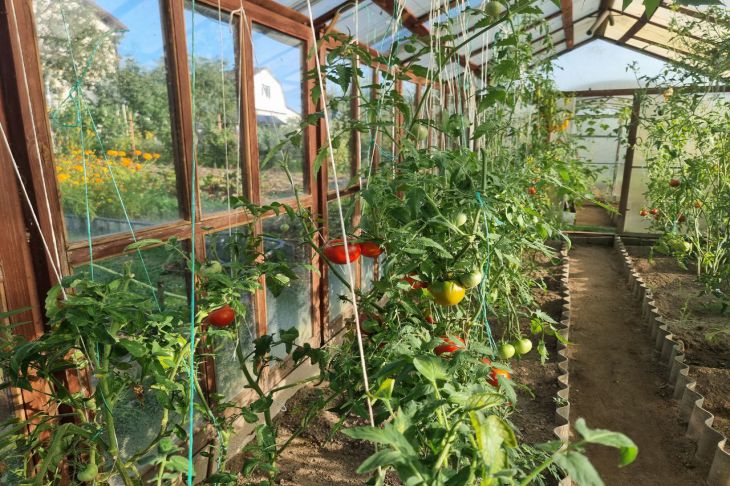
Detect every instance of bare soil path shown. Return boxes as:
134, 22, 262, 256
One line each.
568, 244, 708, 485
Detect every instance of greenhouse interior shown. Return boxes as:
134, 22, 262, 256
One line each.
0, 0, 728, 484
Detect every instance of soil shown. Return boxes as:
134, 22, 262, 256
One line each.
568, 244, 709, 485
509, 252, 563, 444
625, 245, 730, 443
228, 385, 401, 485
574, 204, 615, 228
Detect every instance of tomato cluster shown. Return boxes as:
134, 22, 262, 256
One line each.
322, 239, 384, 264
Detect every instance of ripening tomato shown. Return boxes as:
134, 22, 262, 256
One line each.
669, 179, 681, 187
424, 310, 436, 324
434, 336, 465, 356
694, 200, 703, 209
481, 357, 492, 365
650, 208, 659, 215
404, 273, 428, 289
678, 214, 687, 223
639, 209, 648, 217
528, 186, 537, 196
488, 368, 511, 387
429, 281, 466, 306
323, 239, 361, 264
360, 241, 384, 258
209, 305, 235, 328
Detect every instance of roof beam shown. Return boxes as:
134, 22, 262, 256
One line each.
594, 0, 614, 37
608, 9, 704, 43
619, 12, 648, 43
560, 0, 574, 48
314, 0, 353, 28
416, 0, 462, 23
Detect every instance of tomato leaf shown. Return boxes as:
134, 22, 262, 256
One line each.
554, 450, 604, 486
412, 356, 448, 382
574, 418, 639, 467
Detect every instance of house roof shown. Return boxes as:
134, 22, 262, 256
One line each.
276, 0, 728, 78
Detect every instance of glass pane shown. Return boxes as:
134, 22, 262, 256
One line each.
326, 56, 353, 191
327, 196, 356, 320
204, 227, 257, 401
252, 24, 306, 203
263, 216, 312, 354
72, 244, 188, 312
359, 64, 375, 178
34, 0, 179, 241
377, 70, 396, 164
361, 253, 375, 293
402, 80, 418, 115
185, 3, 242, 215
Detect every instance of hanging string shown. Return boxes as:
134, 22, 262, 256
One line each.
475, 191, 498, 354
305, 0, 377, 430
188, 1, 199, 483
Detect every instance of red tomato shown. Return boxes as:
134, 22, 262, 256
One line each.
424, 312, 436, 324
434, 336, 465, 356
404, 273, 428, 289
323, 239, 361, 264
639, 209, 648, 217
678, 214, 686, 223
488, 368, 511, 387
650, 208, 659, 215
481, 357, 492, 365
360, 241, 384, 258
669, 179, 681, 187
209, 305, 235, 328
528, 186, 537, 195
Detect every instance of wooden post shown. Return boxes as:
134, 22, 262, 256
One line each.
618, 92, 641, 233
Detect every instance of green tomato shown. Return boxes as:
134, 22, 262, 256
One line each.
514, 338, 533, 355
460, 270, 484, 289
499, 342, 515, 359
77, 463, 98, 482
415, 124, 429, 141
682, 241, 692, 253
280, 223, 291, 232
453, 212, 468, 227
201, 261, 223, 276
485, 0, 503, 17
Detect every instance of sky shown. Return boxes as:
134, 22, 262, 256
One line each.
97, 0, 302, 113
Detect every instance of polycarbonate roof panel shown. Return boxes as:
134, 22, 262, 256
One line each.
602, 13, 637, 40
573, 0, 600, 21
406, 0, 439, 18
279, 0, 344, 18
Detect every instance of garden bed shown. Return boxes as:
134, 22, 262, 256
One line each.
625, 245, 730, 442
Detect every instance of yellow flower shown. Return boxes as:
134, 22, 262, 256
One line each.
152, 153, 160, 159
135, 163, 142, 171
142, 153, 153, 160
85, 150, 94, 155
94, 177, 103, 183
57, 173, 70, 182
107, 150, 118, 156
118, 151, 126, 157
133, 150, 142, 156
74, 165, 83, 172
121, 158, 132, 167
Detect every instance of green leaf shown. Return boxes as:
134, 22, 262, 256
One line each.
448, 390, 504, 411
356, 449, 403, 473
125, 238, 163, 251
166, 455, 190, 473
119, 339, 147, 358
554, 450, 604, 486
372, 378, 395, 403
574, 418, 639, 466
412, 356, 448, 382
642, 0, 661, 18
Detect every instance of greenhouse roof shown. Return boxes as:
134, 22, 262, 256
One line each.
279, 0, 728, 76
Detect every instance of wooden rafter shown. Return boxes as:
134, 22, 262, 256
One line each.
594, 0, 614, 37
608, 9, 704, 43
314, 0, 353, 27
560, 0, 574, 48
619, 12, 648, 43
